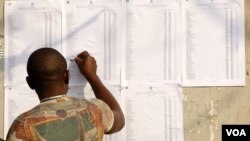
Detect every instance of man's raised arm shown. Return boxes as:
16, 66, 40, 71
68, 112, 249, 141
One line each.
75, 51, 125, 134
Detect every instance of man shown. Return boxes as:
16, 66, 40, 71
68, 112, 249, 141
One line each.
6, 48, 125, 141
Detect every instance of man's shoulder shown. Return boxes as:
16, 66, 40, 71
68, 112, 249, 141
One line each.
6, 110, 33, 140
87, 98, 110, 108
14, 110, 32, 123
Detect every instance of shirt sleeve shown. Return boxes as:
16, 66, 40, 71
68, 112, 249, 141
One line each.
6, 119, 28, 141
90, 99, 114, 132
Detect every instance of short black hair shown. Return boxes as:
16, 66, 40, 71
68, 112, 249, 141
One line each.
27, 48, 67, 82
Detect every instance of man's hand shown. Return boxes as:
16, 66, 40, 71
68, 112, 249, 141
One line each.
75, 51, 97, 80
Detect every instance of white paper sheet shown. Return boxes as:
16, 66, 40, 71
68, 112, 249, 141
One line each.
122, 83, 183, 141
182, 0, 245, 86
64, 0, 122, 85
64, 0, 123, 109
125, 1, 182, 83
4, 0, 62, 86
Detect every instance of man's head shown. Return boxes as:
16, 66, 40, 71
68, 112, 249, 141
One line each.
26, 48, 69, 96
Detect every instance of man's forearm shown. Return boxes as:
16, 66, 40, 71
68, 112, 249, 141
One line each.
86, 74, 125, 133
86, 74, 121, 111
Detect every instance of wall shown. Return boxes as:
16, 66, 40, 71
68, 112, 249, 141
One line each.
0, 0, 249, 140
183, 1, 250, 141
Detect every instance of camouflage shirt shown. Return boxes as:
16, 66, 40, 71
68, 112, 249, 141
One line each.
6, 96, 114, 141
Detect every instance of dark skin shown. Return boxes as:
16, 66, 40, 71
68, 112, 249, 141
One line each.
26, 70, 69, 101
26, 51, 125, 134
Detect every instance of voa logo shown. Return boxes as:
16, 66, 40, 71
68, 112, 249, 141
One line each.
226, 129, 246, 136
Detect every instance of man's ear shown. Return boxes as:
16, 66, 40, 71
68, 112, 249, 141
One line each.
64, 70, 69, 84
26, 76, 35, 89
